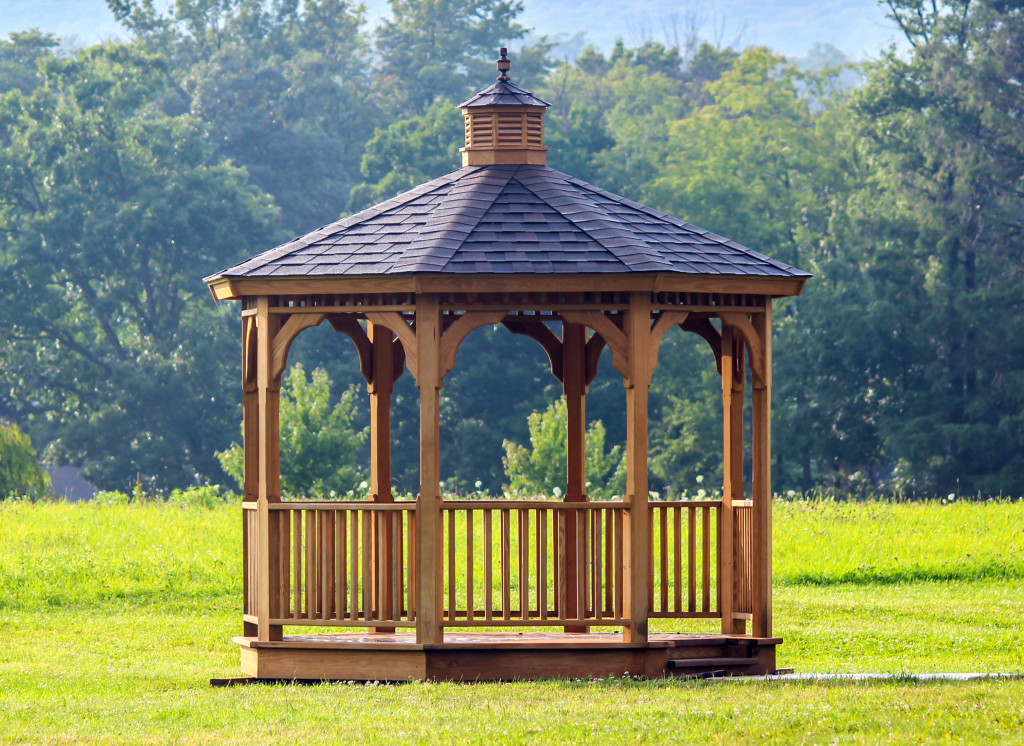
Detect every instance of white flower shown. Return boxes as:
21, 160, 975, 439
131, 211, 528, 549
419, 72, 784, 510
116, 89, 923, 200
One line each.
649, 491, 660, 500
552, 486, 563, 498
475, 480, 483, 489
358, 480, 368, 491
697, 488, 707, 499
696, 475, 705, 484
947, 493, 956, 501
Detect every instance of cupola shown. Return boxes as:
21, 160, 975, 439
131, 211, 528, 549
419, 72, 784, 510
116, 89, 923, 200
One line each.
457, 48, 551, 166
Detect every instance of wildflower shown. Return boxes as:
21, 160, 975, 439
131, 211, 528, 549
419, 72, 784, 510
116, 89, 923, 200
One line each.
552, 486, 563, 498
475, 480, 483, 489
696, 475, 704, 484
697, 488, 707, 499
358, 480, 368, 491
649, 491, 660, 500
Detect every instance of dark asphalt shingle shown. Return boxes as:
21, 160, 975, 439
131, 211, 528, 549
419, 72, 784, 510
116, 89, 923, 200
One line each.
206, 165, 811, 282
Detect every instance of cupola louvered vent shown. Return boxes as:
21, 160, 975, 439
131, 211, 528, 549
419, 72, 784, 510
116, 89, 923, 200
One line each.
458, 48, 550, 166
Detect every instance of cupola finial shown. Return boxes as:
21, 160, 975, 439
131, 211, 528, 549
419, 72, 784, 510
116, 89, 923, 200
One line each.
497, 48, 511, 81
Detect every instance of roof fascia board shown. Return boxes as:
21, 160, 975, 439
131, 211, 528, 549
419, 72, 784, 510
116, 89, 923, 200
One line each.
210, 274, 808, 300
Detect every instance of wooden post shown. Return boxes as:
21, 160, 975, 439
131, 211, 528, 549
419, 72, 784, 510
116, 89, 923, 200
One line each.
415, 294, 443, 644
562, 321, 587, 632
751, 303, 773, 638
241, 313, 259, 638
718, 324, 747, 635
369, 322, 395, 632
623, 292, 651, 643
254, 297, 283, 642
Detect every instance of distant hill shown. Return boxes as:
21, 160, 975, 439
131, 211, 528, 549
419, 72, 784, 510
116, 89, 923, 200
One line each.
3, 0, 902, 60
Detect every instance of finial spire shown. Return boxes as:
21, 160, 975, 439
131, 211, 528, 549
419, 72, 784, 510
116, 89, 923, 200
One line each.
497, 47, 511, 81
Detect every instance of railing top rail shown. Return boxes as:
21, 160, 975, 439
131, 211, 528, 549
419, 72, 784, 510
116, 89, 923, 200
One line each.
440, 500, 628, 510
267, 501, 416, 511
648, 500, 721, 509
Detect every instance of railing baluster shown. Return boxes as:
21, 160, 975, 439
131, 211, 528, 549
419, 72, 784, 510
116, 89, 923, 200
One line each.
604, 508, 614, 615
518, 509, 529, 620
361, 509, 372, 620
592, 508, 601, 620
305, 510, 316, 619
614, 508, 624, 619
576, 508, 586, 621
501, 509, 511, 620
673, 506, 682, 614
702, 506, 711, 613
537, 508, 547, 620
293, 510, 302, 618
322, 510, 333, 620
688, 506, 697, 612
392, 511, 401, 622
484, 509, 493, 621
447, 509, 456, 621
349, 509, 359, 619
339, 509, 348, 618
466, 510, 474, 622
408, 510, 416, 619
659, 506, 668, 613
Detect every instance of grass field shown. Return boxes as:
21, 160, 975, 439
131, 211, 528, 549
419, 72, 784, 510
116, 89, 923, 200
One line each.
1, 497, 1022, 743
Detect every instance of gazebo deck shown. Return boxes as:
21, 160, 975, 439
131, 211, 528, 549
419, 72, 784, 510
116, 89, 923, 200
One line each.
235, 631, 781, 681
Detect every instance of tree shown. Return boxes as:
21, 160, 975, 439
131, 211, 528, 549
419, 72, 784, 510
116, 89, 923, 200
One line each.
502, 397, 625, 499
0, 42, 278, 490
110, 0, 380, 233
347, 100, 463, 212
0, 421, 49, 499
374, 0, 527, 115
217, 363, 368, 498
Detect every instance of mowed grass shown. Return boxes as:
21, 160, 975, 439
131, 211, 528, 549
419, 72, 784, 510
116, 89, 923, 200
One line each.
1, 498, 1022, 744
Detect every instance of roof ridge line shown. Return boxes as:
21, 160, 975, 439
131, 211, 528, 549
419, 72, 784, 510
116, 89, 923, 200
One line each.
214, 168, 475, 279
561, 173, 803, 276
391, 168, 517, 273
512, 168, 675, 272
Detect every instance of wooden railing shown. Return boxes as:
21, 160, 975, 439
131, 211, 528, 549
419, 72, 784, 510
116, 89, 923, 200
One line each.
440, 501, 627, 627
243, 498, 727, 633
648, 501, 719, 618
243, 501, 417, 628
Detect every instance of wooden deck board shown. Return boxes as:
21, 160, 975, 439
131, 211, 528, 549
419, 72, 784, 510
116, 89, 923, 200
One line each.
233, 631, 780, 680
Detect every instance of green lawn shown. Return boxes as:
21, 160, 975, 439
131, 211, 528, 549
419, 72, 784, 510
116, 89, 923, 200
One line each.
1, 498, 1022, 744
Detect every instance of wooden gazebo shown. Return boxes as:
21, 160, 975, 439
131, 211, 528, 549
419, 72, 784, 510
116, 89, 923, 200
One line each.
205, 50, 809, 681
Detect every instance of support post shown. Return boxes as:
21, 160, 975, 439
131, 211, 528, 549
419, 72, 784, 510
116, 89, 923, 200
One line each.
369, 322, 395, 632
254, 297, 283, 642
718, 324, 746, 634
415, 295, 443, 644
562, 321, 587, 632
623, 292, 651, 643
751, 303, 773, 638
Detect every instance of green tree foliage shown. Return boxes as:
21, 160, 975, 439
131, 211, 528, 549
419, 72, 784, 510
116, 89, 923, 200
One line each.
217, 363, 367, 498
348, 100, 463, 211
502, 397, 624, 499
109, 0, 379, 234
0, 421, 50, 498
374, 0, 527, 115
0, 42, 277, 489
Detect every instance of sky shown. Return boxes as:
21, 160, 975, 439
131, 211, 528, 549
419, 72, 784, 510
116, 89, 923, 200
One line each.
0, 0, 904, 60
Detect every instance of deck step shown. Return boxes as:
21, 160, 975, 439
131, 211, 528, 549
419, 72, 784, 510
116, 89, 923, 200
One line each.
668, 657, 756, 669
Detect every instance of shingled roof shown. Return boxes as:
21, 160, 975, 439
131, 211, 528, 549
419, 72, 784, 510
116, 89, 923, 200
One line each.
207, 164, 809, 281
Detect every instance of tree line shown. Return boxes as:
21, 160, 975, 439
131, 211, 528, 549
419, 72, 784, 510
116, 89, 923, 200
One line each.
0, 0, 1021, 498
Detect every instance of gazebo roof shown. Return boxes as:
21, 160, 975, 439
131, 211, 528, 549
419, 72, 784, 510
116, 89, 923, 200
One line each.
206, 164, 809, 282
205, 49, 809, 293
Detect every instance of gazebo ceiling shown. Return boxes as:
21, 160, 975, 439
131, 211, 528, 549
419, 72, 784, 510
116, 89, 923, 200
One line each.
204, 48, 809, 296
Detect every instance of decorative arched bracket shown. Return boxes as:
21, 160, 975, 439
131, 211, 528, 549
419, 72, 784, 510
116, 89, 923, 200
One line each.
440, 310, 509, 379
719, 312, 765, 388
364, 312, 417, 383
270, 313, 327, 383
329, 315, 373, 383
502, 316, 564, 382
648, 311, 690, 375
681, 317, 723, 375
559, 311, 629, 380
